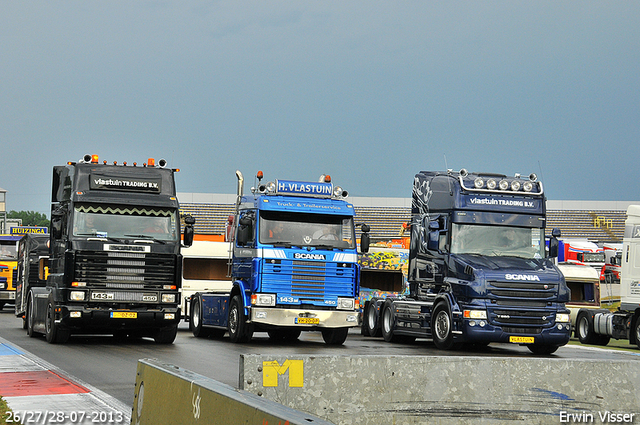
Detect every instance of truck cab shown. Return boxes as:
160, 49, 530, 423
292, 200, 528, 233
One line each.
366, 169, 571, 355
26, 154, 193, 344
189, 171, 364, 345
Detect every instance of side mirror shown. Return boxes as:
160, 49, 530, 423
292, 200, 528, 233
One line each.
360, 224, 370, 254
427, 220, 440, 251
183, 215, 195, 247
237, 225, 251, 246
51, 209, 64, 239
549, 228, 561, 258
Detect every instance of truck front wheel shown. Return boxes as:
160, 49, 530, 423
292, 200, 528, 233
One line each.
431, 303, 461, 350
228, 295, 253, 343
527, 344, 559, 355
634, 317, 640, 350
45, 301, 70, 344
154, 324, 178, 344
321, 328, 349, 345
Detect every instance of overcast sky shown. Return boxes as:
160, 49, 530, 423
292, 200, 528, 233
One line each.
1, 1, 639, 216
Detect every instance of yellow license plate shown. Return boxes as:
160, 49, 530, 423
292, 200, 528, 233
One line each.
111, 312, 138, 319
295, 317, 320, 325
509, 336, 534, 344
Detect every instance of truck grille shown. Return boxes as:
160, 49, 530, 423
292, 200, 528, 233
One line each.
487, 280, 557, 327
74, 250, 176, 289
261, 260, 356, 305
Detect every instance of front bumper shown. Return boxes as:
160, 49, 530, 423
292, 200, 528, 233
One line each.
250, 307, 359, 328
0, 290, 16, 301
461, 318, 571, 346
57, 305, 181, 332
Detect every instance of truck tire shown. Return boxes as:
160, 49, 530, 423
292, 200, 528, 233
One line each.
634, 317, 640, 350
576, 311, 597, 345
228, 295, 253, 343
527, 344, 559, 355
190, 296, 212, 338
431, 302, 461, 350
45, 301, 70, 344
26, 292, 37, 338
268, 329, 301, 342
321, 328, 349, 345
379, 301, 416, 343
154, 324, 178, 344
364, 301, 382, 337
381, 301, 396, 342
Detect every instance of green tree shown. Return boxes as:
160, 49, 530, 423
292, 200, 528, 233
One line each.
7, 211, 50, 227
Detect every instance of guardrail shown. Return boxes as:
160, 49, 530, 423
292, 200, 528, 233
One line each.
131, 358, 334, 425
240, 354, 640, 424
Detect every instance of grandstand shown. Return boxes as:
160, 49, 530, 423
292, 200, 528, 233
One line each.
178, 193, 635, 245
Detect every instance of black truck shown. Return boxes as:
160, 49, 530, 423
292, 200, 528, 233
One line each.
15, 232, 50, 329
362, 169, 571, 354
26, 154, 193, 344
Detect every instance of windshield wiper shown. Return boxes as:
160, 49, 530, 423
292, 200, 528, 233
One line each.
75, 233, 123, 243
123, 234, 166, 244
313, 244, 339, 251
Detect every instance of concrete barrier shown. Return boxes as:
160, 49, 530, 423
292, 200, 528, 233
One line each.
240, 355, 640, 424
130, 358, 334, 425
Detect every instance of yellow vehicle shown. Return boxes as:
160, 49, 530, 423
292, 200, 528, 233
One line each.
0, 234, 22, 309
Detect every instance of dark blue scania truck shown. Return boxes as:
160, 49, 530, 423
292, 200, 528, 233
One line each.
364, 169, 571, 354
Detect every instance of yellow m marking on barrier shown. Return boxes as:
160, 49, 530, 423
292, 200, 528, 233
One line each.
263, 360, 304, 388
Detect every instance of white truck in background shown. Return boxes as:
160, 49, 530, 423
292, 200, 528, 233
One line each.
558, 262, 619, 346
181, 240, 231, 320
574, 205, 640, 349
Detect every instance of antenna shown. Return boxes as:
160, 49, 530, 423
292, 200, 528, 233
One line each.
444, 154, 453, 195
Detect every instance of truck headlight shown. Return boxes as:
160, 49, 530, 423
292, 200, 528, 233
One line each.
69, 291, 86, 301
337, 298, 355, 310
463, 310, 487, 319
162, 294, 176, 303
0, 282, 5, 289
252, 293, 276, 306
556, 313, 570, 323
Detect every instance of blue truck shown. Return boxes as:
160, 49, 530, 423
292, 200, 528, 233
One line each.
362, 169, 571, 354
188, 171, 367, 345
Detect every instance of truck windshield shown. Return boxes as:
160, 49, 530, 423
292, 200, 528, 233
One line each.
259, 211, 355, 249
450, 223, 544, 259
0, 241, 17, 259
72, 205, 179, 241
